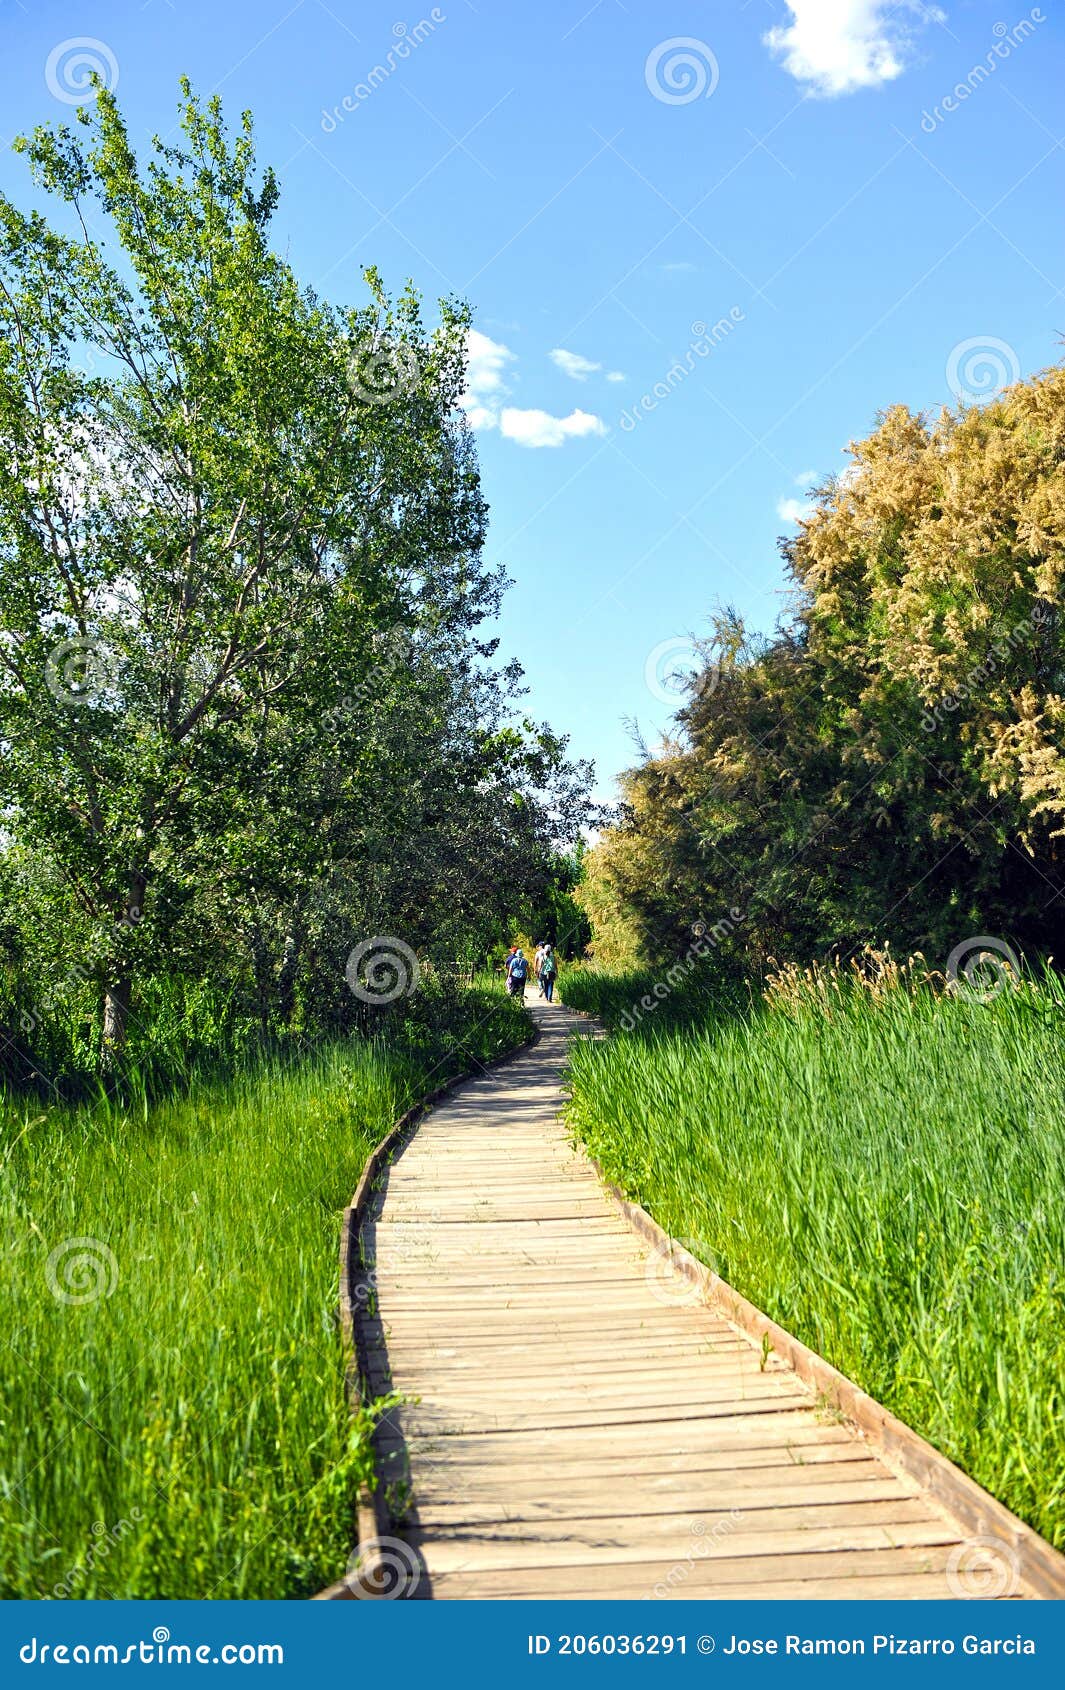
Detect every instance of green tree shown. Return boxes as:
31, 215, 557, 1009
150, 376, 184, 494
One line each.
581, 376, 1065, 972
0, 83, 592, 1070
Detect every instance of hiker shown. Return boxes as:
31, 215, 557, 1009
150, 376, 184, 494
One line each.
505, 946, 529, 998
534, 940, 547, 993
539, 944, 557, 1002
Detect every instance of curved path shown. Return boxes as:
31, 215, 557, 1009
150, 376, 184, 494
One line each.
362, 1000, 1028, 1599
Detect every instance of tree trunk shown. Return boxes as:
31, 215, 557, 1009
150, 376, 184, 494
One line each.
101, 977, 131, 1068
250, 927, 273, 1036
100, 870, 146, 1068
277, 930, 301, 1027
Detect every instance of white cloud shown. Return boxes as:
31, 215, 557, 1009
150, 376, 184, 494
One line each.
661, 260, 697, 275
777, 496, 815, 523
460, 329, 515, 429
499, 407, 607, 449
466, 328, 514, 395
764, 1, 942, 97
549, 348, 602, 381
461, 329, 607, 446
794, 468, 817, 485
606, 371, 626, 384
462, 402, 499, 431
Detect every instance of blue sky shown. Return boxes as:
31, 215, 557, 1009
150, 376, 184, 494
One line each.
1, 1, 1061, 796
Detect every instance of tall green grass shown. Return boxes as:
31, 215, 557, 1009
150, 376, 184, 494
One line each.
563, 966, 1065, 1546
0, 984, 528, 1597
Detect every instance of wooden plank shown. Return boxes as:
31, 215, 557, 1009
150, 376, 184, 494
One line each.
390, 1384, 809, 1419
382, 1408, 872, 1451
422, 1567, 996, 1602
412, 1471, 924, 1519
373, 1275, 667, 1296
410, 1495, 940, 1533
411, 1490, 929, 1528
400, 1444, 876, 1485
411, 1519, 961, 1574
369, 1326, 751, 1350
402, 1394, 820, 1433
365, 1353, 786, 1385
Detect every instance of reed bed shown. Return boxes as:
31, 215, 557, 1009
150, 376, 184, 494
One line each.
563, 960, 1065, 1546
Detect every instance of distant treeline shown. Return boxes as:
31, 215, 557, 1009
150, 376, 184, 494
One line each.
581, 367, 1065, 971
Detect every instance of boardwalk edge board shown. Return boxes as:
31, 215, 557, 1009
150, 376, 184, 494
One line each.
589, 1162, 1065, 1601
312, 1017, 542, 1601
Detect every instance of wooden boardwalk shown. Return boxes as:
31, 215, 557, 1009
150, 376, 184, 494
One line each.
361, 1000, 1035, 1599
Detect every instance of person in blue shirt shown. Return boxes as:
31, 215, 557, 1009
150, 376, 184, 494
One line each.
505, 947, 529, 997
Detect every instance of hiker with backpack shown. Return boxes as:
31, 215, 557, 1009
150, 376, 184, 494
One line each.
539, 944, 557, 1002
505, 947, 529, 998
